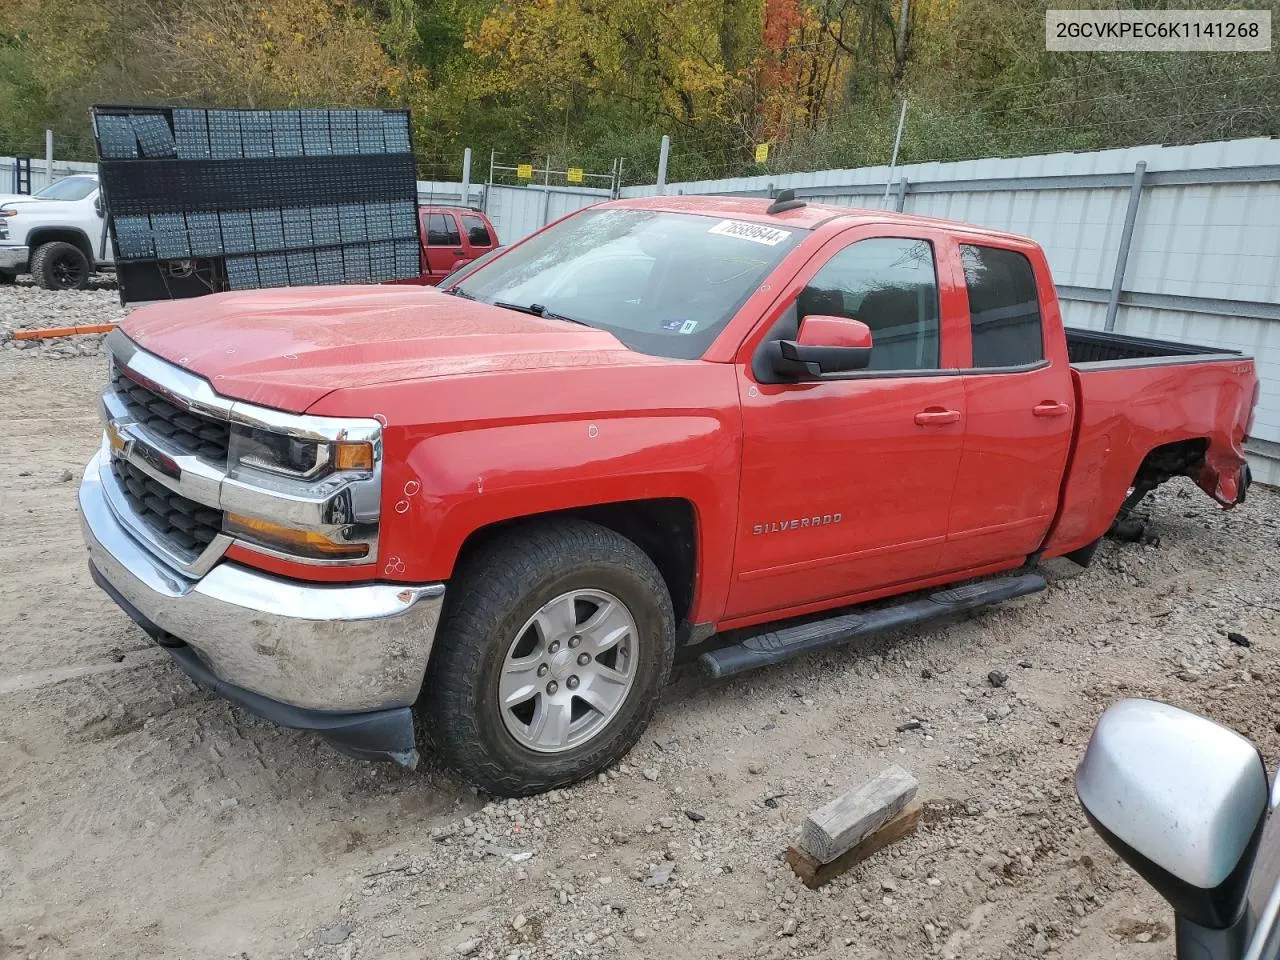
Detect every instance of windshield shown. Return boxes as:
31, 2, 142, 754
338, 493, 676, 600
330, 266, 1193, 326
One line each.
33, 177, 97, 201
453, 208, 807, 359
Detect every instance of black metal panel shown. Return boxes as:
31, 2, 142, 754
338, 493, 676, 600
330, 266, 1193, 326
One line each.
92, 104, 423, 304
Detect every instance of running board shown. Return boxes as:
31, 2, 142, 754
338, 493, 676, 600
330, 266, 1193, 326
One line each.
698, 572, 1048, 679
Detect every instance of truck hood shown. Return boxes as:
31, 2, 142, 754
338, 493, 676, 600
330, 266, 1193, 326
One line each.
121, 285, 658, 413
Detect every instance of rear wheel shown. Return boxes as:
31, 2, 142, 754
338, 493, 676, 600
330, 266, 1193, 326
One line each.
422, 520, 675, 796
30, 241, 90, 290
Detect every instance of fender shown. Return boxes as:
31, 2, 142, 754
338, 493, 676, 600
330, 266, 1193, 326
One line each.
307, 362, 744, 625
1041, 361, 1255, 557
26, 226, 95, 263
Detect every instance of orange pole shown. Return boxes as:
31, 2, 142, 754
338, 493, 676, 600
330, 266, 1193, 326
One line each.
11, 322, 118, 341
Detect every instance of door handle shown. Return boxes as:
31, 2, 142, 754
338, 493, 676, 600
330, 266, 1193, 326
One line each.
452, 248, 466, 256
1033, 401, 1070, 417
915, 408, 961, 426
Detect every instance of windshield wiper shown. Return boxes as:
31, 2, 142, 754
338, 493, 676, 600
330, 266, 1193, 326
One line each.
450, 286, 477, 300
492, 301, 590, 327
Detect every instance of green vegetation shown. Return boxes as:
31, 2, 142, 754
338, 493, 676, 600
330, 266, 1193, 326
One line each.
1, 0, 1277, 184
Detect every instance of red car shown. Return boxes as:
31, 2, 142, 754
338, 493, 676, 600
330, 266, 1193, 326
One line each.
411, 204, 498, 285
79, 194, 1258, 795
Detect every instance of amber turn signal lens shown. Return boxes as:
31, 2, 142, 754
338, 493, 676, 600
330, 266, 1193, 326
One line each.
224, 512, 369, 560
333, 441, 374, 471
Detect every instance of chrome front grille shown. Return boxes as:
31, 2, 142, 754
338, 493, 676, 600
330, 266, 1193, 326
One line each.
99, 328, 384, 574
110, 368, 230, 464
110, 457, 222, 555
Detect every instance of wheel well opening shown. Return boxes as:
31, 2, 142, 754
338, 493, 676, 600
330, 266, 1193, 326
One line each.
29, 229, 93, 262
451, 499, 698, 626
1132, 437, 1209, 492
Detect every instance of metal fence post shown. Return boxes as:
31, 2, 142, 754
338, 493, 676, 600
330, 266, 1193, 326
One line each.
1105, 161, 1147, 332
656, 135, 670, 195
894, 177, 909, 212
44, 129, 53, 188
461, 147, 472, 207
541, 155, 552, 227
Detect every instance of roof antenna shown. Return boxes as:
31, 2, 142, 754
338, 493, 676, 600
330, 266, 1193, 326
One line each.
766, 188, 806, 215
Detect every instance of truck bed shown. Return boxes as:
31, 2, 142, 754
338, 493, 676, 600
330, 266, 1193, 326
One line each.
1044, 333, 1255, 560
1065, 327, 1239, 366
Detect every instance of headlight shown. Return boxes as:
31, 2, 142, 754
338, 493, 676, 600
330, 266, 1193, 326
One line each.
228, 424, 373, 480
0, 207, 17, 218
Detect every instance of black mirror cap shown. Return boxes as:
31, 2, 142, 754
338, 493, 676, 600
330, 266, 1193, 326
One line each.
770, 339, 871, 379
1080, 792, 1266, 930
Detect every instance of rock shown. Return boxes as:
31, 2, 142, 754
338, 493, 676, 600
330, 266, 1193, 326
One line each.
1227, 631, 1251, 647
658, 817, 675, 830
455, 939, 480, 956
748, 761, 764, 775
987, 669, 1008, 688
896, 720, 923, 732
57, 469, 74, 482
683, 809, 705, 822
780, 918, 797, 936
643, 768, 659, 782
1018, 659, 1033, 668
881, 879, 897, 893
1032, 932, 1049, 955
920, 668, 933, 679
646, 861, 676, 886
512, 914, 527, 931
320, 926, 353, 945
631, 928, 649, 943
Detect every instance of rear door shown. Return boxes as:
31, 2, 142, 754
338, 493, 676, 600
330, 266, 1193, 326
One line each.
728, 226, 971, 619
943, 241, 1076, 569
421, 211, 465, 284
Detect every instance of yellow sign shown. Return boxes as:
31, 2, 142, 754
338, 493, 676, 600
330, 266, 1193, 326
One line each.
517, 163, 534, 179
567, 166, 584, 184
754, 143, 770, 163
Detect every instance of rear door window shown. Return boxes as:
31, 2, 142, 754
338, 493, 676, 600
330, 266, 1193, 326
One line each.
960, 245, 1044, 368
462, 215, 492, 248
427, 213, 460, 246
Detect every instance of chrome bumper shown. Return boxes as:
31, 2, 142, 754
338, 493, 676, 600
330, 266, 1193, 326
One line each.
0, 244, 28, 270
79, 450, 445, 713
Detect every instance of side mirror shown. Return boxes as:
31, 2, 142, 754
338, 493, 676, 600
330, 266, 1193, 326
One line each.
1076, 699, 1268, 952
771, 315, 873, 379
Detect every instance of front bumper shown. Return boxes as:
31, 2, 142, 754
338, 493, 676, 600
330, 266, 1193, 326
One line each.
79, 451, 445, 765
0, 244, 28, 271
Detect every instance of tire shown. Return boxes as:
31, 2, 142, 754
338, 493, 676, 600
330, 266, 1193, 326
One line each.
30, 241, 90, 290
423, 519, 676, 796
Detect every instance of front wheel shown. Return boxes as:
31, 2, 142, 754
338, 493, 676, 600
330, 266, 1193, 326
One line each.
30, 241, 90, 290
422, 520, 675, 796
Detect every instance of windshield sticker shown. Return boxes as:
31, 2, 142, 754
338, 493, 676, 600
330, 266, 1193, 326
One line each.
708, 220, 793, 246
661, 318, 700, 334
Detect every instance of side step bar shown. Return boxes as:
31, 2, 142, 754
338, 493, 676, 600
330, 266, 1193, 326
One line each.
698, 572, 1048, 679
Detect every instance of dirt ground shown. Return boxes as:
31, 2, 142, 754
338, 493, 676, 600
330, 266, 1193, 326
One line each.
3, 310, 1280, 960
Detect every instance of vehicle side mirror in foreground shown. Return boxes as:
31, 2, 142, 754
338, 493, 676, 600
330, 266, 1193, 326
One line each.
1076, 699, 1269, 958
771, 315, 872, 379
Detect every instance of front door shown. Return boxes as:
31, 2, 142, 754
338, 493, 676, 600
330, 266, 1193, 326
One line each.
422, 211, 466, 283
727, 229, 971, 620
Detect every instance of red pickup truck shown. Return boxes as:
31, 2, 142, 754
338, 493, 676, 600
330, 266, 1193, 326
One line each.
79, 195, 1258, 795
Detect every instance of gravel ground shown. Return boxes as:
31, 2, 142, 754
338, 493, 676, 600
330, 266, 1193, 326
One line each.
3, 283, 1280, 960
0, 277, 122, 360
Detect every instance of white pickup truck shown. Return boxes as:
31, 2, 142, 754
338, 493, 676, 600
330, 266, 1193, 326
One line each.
0, 174, 113, 289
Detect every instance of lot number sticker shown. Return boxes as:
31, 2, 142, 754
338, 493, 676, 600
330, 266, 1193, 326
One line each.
708, 220, 792, 246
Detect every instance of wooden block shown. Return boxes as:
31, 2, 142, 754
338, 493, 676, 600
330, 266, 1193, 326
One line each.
787, 801, 922, 889
798, 764, 918, 864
